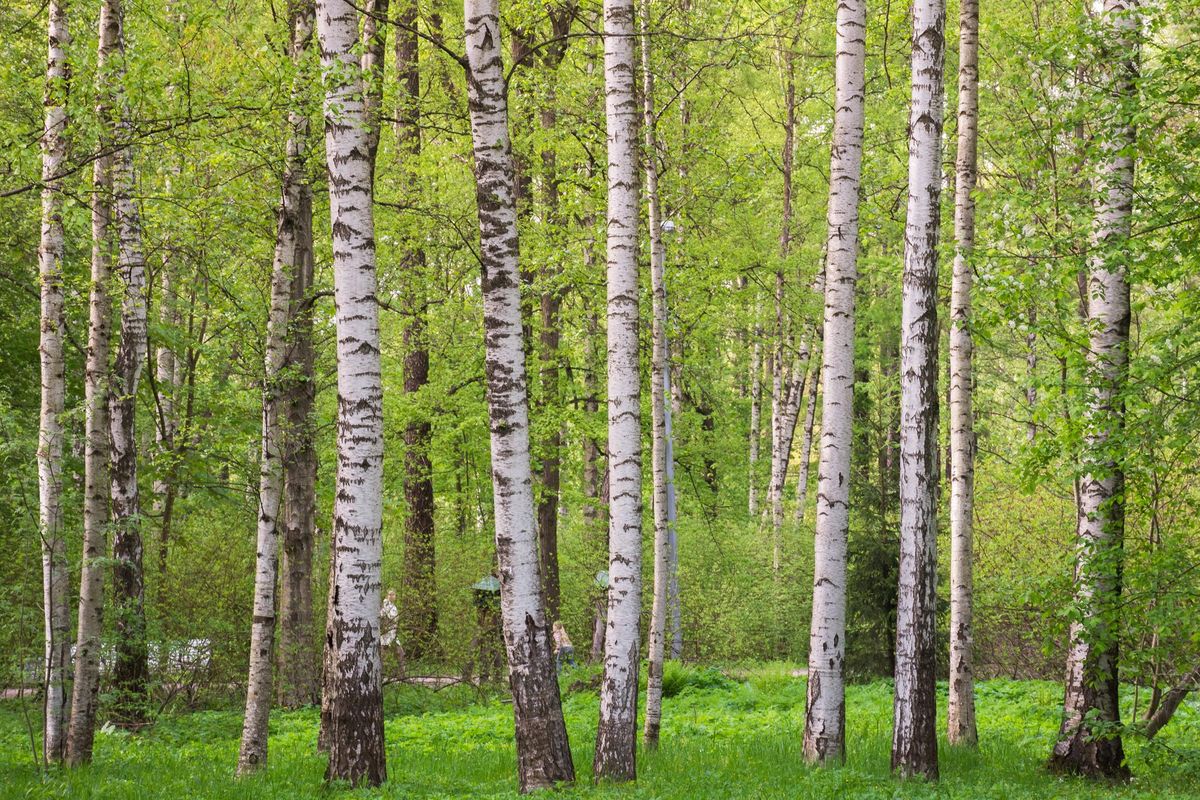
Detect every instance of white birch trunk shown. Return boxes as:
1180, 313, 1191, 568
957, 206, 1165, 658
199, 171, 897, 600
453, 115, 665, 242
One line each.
316, 0, 386, 785
1049, 0, 1138, 780
947, 0, 980, 749
67, 8, 117, 758
104, 0, 150, 727
37, 0, 70, 763
794, 350, 820, 523
641, 0, 675, 747
595, 0, 643, 782
237, 1, 315, 771
803, 0, 865, 766
463, 1, 575, 790
893, 0, 946, 780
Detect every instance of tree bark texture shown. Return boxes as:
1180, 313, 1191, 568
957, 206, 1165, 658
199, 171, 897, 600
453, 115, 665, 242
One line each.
803, 0, 865, 767
316, 0, 387, 786
1048, 0, 1138, 782
464, 1, 576, 790
892, 0, 945, 780
595, 0, 643, 783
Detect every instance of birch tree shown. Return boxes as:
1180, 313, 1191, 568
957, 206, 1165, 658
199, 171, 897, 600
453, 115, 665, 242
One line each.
66, 3, 117, 760
237, 0, 315, 771
595, 0, 643, 782
315, 0, 386, 785
947, 0, 980, 749
1048, 0, 1139, 780
640, 0, 676, 748
105, 0, 151, 727
463, 0, 576, 790
803, 0, 865, 766
37, 0, 70, 763
893, 0, 946, 780
794, 351, 819, 523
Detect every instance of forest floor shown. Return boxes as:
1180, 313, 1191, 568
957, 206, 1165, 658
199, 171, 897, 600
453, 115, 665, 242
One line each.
2, 663, 1198, 799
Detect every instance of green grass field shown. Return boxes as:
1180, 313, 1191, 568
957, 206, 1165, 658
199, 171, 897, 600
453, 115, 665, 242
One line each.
2, 665, 1198, 798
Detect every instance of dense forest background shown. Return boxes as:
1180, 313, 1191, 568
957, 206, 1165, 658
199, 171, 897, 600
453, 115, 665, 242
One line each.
1, 0, 1199, 776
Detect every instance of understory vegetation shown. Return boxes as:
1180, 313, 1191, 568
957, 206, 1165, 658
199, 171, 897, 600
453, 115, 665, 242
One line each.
3, 667, 1199, 798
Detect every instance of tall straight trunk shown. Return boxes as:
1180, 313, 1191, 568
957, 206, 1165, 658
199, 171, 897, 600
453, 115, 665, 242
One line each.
66, 13, 116, 759
316, 0, 386, 786
104, 0, 150, 728
1048, 0, 1138, 781
803, 0, 865, 766
947, 0, 980, 749
748, 325, 762, 517
153, 263, 178, 582
534, 6, 576, 624
37, 0, 71, 764
279, 208, 318, 709
395, 0, 437, 661
794, 351, 819, 523
278, 2, 318, 709
640, 0, 676, 748
892, 0, 945, 780
595, 0, 642, 783
463, 2, 575, 791
238, 0, 315, 770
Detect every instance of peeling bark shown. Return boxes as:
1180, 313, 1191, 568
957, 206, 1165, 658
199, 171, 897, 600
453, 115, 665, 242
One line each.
594, 0, 643, 782
892, 0, 946, 780
947, 0, 979, 749
316, 0, 386, 786
463, 1, 575, 790
803, 0, 865, 767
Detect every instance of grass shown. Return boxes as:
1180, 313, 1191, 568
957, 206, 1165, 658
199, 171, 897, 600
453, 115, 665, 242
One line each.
2, 664, 1198, 799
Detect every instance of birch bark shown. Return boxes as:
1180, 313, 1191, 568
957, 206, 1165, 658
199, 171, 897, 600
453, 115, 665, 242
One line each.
794, 350, 819, 523
893, 0, 945, 780
1048, 0, 1138, 781
66, 7, 116, 759
640, 0, 675, 748
463, 1, 576, 790
594, 0, 643, 782
238, 0, 315, 771
803, 0, 865, 766
104, 0, 150, 728
316, 0, 386, 785
37, 0, 70, 763
947, 0, 980, 749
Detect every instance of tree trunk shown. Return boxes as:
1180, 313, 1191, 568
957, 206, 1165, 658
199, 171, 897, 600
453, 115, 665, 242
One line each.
463, 2, 576, 791
947, 0, 980, 749
277, 1, 319, 711
803, 0, 865, 767
1048, 0, 1138, 782
394, 0, 437, 662
153, 265, 178, 582
748, 329, 762, 517
316, 0, 387, 786
594, 0, 643, 783
37, 0, 71, 764
794, 351, 819, 523
1144, 662, 1200, 740
238, 0, 315, 770
1026, 303, 1038, 443
892, 0, 946, 780
104, 0, 150, 729
66, 14, 117, 758
641, 0, 676, 748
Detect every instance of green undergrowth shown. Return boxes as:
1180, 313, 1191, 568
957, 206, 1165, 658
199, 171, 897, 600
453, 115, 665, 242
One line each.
2, 665, 1198, 798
